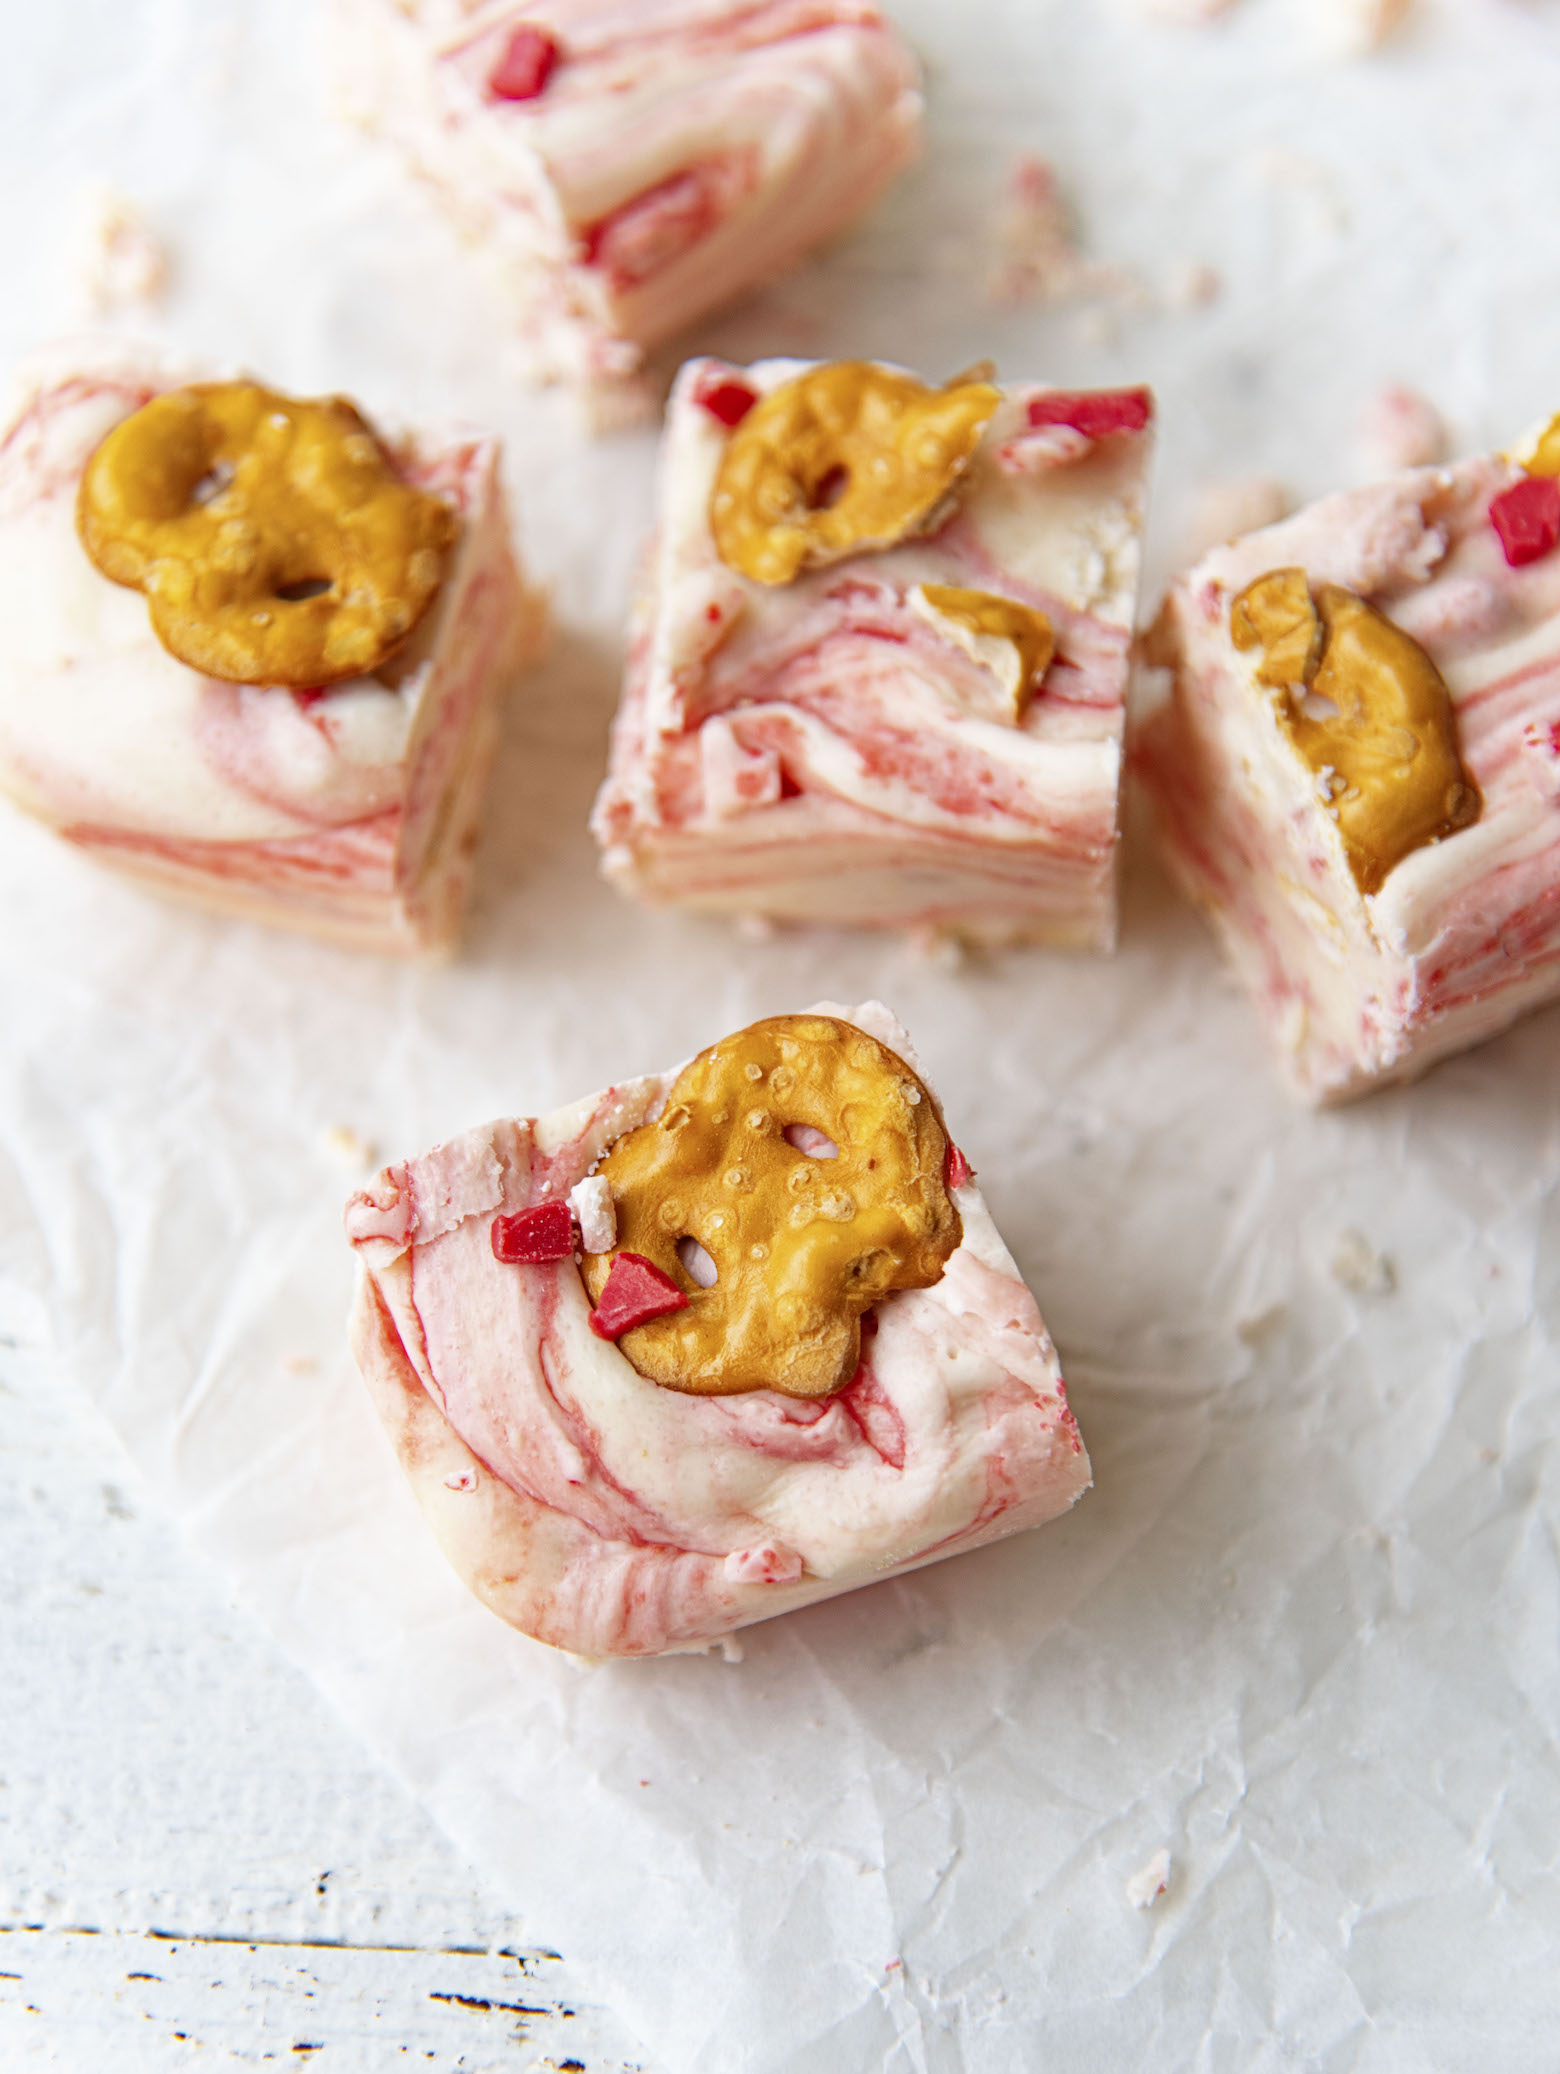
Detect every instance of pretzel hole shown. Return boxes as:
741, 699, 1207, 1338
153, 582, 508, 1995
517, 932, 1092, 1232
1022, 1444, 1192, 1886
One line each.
1299, 689, 1341, 722
189, 461, 234, 507
784, 1124, 839, 1159
276, 576, 334, 602
676, 1236, 719, 1288
807, 464, 848, 511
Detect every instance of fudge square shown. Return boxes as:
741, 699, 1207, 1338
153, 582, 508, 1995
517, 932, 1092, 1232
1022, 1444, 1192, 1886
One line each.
592, 356, 1156, 947
344, 1001, 1090, 1659
0, 341, 544, 955
334, 0, 922, 422
1138, 418, 1560, 1100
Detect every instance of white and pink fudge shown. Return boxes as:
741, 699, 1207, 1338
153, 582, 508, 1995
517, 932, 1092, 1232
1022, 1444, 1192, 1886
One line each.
344, 1001, 1089, 1659
333, 0, 922, 423
593, 357, 1156, 947
1138, 433, 1560, 1100
0, 342, 544, 955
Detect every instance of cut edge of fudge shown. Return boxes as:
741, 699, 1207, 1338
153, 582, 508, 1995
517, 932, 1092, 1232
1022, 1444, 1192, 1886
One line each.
344, 999, 1090, 1660
1136, 438, 1560, 1100
0, 338, 548, 957
592, 354, 1157, 950
330, 1, 923, 428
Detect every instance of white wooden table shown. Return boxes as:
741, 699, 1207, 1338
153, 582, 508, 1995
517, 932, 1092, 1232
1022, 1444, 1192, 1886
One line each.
0, 1350, 651, 2071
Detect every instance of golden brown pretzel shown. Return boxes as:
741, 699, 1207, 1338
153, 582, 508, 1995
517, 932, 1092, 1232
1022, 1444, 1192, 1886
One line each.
76, 381, 457, 687
709, 361, 1001, 586
1231, 568, 1480, 894
581, 1015, 962, 1398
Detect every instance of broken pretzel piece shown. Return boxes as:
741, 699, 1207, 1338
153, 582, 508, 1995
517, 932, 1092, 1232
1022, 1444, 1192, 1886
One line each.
1231, 567, 1480, 895
909, 582, 1056, 723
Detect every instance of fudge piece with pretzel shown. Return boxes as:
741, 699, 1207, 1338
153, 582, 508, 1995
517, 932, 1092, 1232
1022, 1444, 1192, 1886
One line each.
592, 355, 1156, 947
344, 1001, 1090, 1658
333, 0, 923, 425
1137, 414, 1560, 1099
0, 341, 544, 954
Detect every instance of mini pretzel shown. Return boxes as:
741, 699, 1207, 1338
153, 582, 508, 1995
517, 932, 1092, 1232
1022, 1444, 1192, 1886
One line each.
709, 361, 1001, 586
580, 1015, 962, 1398
1231, 568, 1481, 894
76, 381, 457, 687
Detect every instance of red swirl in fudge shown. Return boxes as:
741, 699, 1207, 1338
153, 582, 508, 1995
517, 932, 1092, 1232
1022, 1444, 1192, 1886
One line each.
593, 357, 1155, 947
1139, 420, 1560, 1099
333, 1, 922, 424
0, 341, 544, 952
344, 1002, 1089, 1658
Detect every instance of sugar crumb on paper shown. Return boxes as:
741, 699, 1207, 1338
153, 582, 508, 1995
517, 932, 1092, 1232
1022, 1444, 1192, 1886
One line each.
75, 188, 170, 312
1318, 0, 1416, 56
1125, 1848, 1172, 1909
1134, 0, 1416, 47
322, 1124, 379, 1172
1359, 385, 1446, 474
988, 155, 1141, 310
1330, 1230, 1396, 1296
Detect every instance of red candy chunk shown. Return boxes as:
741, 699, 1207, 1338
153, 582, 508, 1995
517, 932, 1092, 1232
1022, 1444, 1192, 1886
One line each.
588, 1252, 690, 1339
1026, 387, 1152, 440
1490, 475, 1560, 568
490, 24, 560, 101
943, 1142, 974, 1190
696, 377, 758, 429
491, 1198, 574, 1264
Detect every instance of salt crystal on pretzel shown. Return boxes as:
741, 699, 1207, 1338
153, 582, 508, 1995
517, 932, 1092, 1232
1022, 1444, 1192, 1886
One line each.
0, 340, 545, 954
331, 0, 923, 427
593, 355, 1156, 949
1137, 418, 1560, 1100
343, 1000, 1089, 1659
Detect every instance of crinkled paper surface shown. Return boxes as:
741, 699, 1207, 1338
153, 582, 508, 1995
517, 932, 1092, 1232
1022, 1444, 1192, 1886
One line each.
2, 1, 1559, 2068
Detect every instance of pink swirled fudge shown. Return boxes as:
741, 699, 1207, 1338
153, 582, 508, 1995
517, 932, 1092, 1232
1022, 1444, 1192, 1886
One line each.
1137, 423, 1560, 1100
343, 1001, 1090, 1659
0, 342, 543, 954
592, 356, 1156, 947
333, 0, 922, 424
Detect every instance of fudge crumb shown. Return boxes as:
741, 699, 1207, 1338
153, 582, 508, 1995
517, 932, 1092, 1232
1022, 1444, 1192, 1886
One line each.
77, 189, 169, 312
1134, 0, 1414, 42
1317, 0, 1415, 54
1166, 262, 1223, 311
989, 155, 1137, 309
1331, 1229, 1396, 1295
719, 1635, 745, 1664
1126, 1848, 1172, 1908
1136, 0, 1410, 41
1181, 477, 1291, 566
323, 1124, 378, 1171
1237, 1302, 1287, 1348
907, 924, 965, 972
1135, 0, 1240, 18
1359, 384, 1446, 474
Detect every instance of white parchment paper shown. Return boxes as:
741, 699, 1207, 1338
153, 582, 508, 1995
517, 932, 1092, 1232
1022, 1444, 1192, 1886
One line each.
3, 2, 1560, 2068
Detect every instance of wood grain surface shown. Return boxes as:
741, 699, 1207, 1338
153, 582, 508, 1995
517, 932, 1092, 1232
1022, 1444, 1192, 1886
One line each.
0, 1350, 652, 2071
